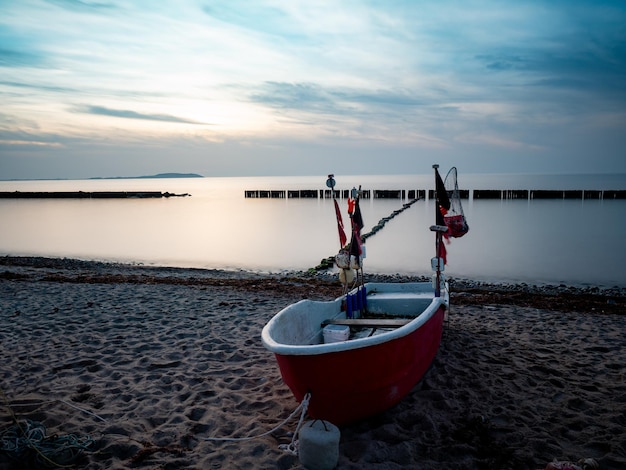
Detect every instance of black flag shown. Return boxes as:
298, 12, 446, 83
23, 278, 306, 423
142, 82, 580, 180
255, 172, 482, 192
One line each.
435, 167, 450, 226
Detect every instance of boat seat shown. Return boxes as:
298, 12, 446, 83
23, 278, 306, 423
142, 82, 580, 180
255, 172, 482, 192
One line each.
322, 318, 412, 328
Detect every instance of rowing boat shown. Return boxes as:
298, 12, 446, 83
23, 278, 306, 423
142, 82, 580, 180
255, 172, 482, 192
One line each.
261, 281, 448, 425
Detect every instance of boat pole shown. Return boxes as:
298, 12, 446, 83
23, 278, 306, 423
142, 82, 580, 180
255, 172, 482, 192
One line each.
434, 232, 443, 298
430, 164, 447, 298
352, 185, 366, 313
327, 174, 346, 250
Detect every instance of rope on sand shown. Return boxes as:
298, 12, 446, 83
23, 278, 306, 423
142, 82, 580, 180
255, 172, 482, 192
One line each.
201, 392, 311, 454
57, 400, 107, 423
0, 386, 100, 468
0, 419, 94, 468
4, 398, 106, 423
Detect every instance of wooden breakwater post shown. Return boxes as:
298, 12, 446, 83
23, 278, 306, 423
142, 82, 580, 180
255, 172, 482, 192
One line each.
408, 190, 426, 199
602, 190, 626, 199
322, 189, 372, 199
374, 189, 404, 199
471, 189, 626, 200
244, 190, 286, 198
529, 189, 626, 200
287, 190, 319, 198
531, 190, 581, 199
428, 189, 471, 199
473, 189, 528, 199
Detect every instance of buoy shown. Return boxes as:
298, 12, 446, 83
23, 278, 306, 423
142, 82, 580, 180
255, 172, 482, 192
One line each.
361, 285, 367, 309
355, 290, 362, 310
299, 420, 340, 470
345, 292, 353, 318
338, 268, 354, 284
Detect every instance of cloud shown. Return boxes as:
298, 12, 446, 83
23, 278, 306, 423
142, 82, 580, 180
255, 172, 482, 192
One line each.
76, 105, 209, 125
44, 0, 117, 12
0, 48, 47, 68
470, 3, 626, 105
248, 82, 335, 112
0, 80, 77, 94
249, 82, 428, 114
0, 139, 64, 148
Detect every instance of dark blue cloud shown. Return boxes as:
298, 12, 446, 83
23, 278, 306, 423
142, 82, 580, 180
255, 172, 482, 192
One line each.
0, 80, 76, 94
249, 82, 334, 111
476, 42, 626, 103
0, 48, 45, 67
473, 3, 626, 103
78, 105, 208, 125
0, 25, 48, 68
249, 82, 428, 115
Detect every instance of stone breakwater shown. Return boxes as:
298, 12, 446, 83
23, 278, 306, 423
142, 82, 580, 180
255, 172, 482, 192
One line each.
0, 191, 190, 198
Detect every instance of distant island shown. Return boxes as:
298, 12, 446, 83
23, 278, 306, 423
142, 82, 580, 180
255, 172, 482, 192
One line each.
90, 173, 203, 180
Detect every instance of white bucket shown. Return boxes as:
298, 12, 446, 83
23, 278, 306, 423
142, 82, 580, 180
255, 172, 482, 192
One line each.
322, 324, 349, 343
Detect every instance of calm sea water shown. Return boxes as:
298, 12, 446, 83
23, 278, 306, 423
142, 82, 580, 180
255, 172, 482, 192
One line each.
1, 173, 625, 287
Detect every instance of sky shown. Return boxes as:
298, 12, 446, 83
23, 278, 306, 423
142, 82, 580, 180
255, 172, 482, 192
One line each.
1, 0, 625, 180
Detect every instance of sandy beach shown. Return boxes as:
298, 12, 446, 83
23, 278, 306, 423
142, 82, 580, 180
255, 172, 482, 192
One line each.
1, 257, 624, 469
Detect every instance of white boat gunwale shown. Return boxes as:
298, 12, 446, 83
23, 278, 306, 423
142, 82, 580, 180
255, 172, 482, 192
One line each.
261, 282, 448, 356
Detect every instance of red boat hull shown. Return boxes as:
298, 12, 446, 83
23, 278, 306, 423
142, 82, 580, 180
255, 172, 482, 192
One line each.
273, 305, 445, 426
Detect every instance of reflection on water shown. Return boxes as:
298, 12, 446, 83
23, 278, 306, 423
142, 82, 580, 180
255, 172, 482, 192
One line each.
1, 175, 625, 287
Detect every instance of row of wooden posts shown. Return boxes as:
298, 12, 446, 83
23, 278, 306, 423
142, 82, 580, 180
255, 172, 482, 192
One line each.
245, 189, 626, 200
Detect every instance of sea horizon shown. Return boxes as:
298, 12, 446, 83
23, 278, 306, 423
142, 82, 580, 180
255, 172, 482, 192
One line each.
2, 170, 626, 188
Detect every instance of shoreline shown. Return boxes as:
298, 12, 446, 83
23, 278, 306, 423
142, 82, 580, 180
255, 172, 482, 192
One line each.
1, 256, 624, 314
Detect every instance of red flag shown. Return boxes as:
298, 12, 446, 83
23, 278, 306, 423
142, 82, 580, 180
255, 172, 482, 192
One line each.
334, 199, 347, 247
438, 238, 448, 265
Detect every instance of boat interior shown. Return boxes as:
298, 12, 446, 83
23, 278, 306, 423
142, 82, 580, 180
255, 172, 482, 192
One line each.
267, 282, 442, 346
